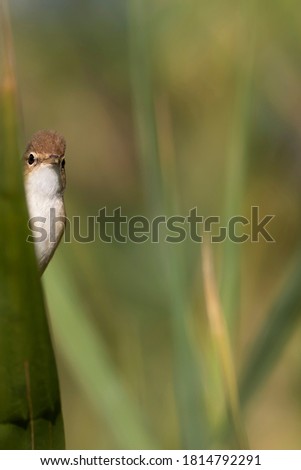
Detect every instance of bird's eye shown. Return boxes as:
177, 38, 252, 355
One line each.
61, 158, 65, 169
27, 154, 35, 165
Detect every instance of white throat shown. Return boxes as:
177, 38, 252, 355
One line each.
25, 164, 65, 273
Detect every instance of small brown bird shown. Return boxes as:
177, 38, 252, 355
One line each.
23, 130, 66, 274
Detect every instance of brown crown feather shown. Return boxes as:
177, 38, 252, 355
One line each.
24, 130, 66, 158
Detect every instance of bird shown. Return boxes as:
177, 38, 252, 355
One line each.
23, 130, 66, 274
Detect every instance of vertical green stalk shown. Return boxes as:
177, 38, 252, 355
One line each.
220, 1, 257, 330
202, 239, 248, 449
0, 0, 64, 449
127, 0, 162, 215
127, 0, 208, 448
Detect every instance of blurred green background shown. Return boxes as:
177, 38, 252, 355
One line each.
6, 0, 301, 449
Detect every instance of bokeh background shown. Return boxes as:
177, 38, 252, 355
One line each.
7, 0, 301, 449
